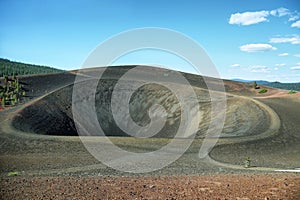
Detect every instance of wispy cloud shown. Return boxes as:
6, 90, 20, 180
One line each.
270, 7, 290, 17
250, 65, 270, 73
229, 8, 300, 27
288, 10, 300, 21
229, 10, 269, 25
289, 15, 299, 21
290, 66, 300, 70
269, 35, 300, 44
278, 53, 289, 56
275, 63, 286, 67
294, 54, 300, 58
291, 20, 300, 28
240, 44, 277, 52
231, 64, 240, 67
229, 7, 294, 26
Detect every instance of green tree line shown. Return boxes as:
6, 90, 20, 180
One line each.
264, 82, 300, 92
0, 58, 63, 77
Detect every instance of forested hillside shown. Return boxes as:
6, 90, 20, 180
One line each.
264, 82, 300, 92
0, 58, 63, 77
232, 79, 300, 91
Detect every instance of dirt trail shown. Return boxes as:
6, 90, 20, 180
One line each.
210, 94, 300, 170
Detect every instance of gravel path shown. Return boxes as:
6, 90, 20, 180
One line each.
210, 95, 300, 169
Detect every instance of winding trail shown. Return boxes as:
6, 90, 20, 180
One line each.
205, 95, 284, 171
208, 96, 281, 145
207, 93, 300, 173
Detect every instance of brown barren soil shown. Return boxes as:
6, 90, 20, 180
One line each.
1, 174, 300, 199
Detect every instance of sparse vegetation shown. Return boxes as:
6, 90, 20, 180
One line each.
253, 81, 260, 89
244, 156, 251, 168
6, 171, 21, 176
0, 74, 25, 109
258, 88, 268, 94
253, 81, 257, 89
288, 90, 297, 94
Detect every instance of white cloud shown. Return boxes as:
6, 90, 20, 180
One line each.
229, 11, 269, 25
250, 65, 270, 73
229, 8, 294, 26
289, 15, 299, 21
269, 35, 300, 44
274, 67, 279, 70
275, 63, 286, 67
240, 44, 277, 52
291, 20, 300, 28
294, 54, 300, 57
291, 66, 300, 70
231, 64, 240, 67
270, 7, 290, 17
269, 10, 276, 16
278, 53, 289, 56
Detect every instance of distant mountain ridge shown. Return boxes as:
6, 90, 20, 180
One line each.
231, 78, 300, 91
231, 79, 270, 85
0, 58, 63, 77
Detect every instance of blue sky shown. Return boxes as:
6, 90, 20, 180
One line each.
1, 0, 300, 82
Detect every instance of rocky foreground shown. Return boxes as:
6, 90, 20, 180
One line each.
1, 174, 299, 199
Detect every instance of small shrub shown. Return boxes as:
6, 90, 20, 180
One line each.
258, 88, 268, 94
244, 156, 251, 168
1, 97, 5, 107
288, 90, 297, 94
7, 171, 20, 176
253, 81, 257, 89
